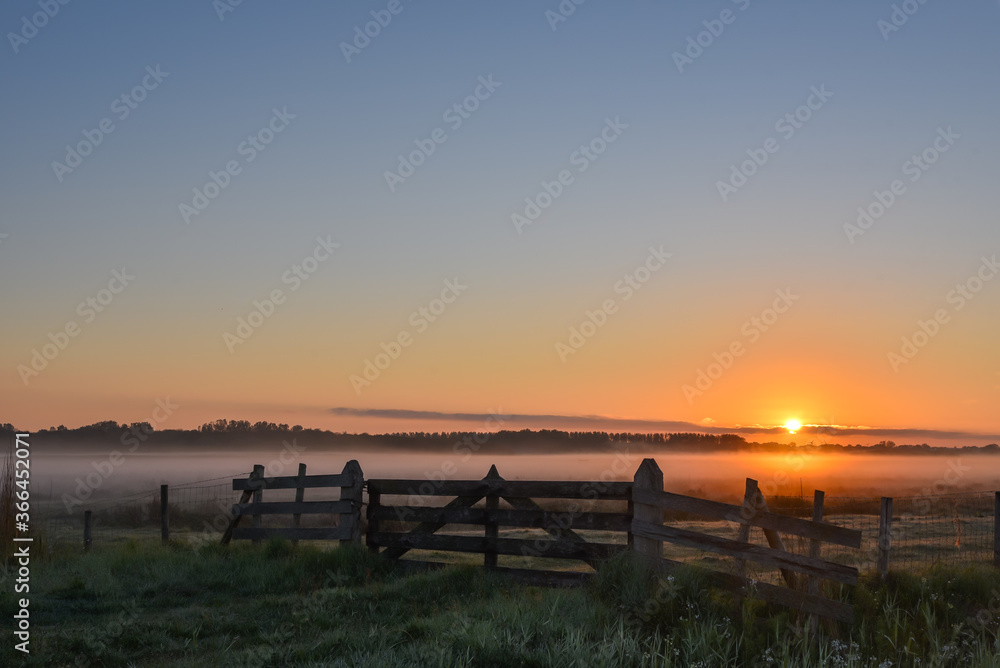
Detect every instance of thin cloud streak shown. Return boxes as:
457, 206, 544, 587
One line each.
328, 408, 1000, 442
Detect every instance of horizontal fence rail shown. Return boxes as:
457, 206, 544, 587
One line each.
222, 460, 362, 546
631, 459, 863, 623
366, 465, 630, 574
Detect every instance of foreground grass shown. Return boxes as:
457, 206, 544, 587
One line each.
2, 541, 999, 667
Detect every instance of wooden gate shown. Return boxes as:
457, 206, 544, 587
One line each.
630, 459, 862, 622
221, 460, 363, 544
366, 465, 631, 584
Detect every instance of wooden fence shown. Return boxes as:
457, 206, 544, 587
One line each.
630, 459, 862, 623
366, 464, 631, 586
202, 457, 1000, 623
220, 460, 362, 545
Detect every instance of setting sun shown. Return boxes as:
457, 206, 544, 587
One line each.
784, 419, 802, 434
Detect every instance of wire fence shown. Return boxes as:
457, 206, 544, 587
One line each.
33, 473, 998, 576
767, 491, 995, 572
34, 473, 251, 551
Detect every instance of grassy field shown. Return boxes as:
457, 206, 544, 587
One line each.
2, 540, 1000, 667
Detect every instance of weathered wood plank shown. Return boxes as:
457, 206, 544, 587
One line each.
379, 492, 484, 560
656, 559, 853, 623
251, 465, 264, 545
340, 460, 364, 546
808, 490, 825, 634
877, 497, 893, 579
484, 466, 500, 568
232, 500, 352, 516
233, 473, 349, 490
369, 532, 625, 561
631, 519, 859, 585
367, 490, 381, 555
631, 487, 861, 548
292, 463, 306, 546
632, 459, 664, 563
501, 493, 600, 569
369, 505, 631, 531
231, 527, 351, 541
753, 487, 797, 589
221, 466, 261, 545
367, 479, 632, 500
734, 478, 758, 587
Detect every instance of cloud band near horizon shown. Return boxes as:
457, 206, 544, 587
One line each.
328, 407, 1000, 443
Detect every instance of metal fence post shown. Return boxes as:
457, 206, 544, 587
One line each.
877, 497, 893, 579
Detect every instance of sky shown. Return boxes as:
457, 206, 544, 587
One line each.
2, 1, 999, 444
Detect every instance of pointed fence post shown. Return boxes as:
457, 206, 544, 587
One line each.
339, 460, 363, 546
631, 458, 663, 564
484, 465, 501, 568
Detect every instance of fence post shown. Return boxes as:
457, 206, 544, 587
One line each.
994, 491, 999, 569
83, 510, 92, 552
878, 496, 893, 579
366, 485, 381, 554
339, 460, 363, 546
807, 490, 825, 635
251, 464, 265, 546
160, 484, 169, 543
484, 465, 501, 569
735, 478, 759, 582
631, 458, 663, 564
292, 463, 306, 547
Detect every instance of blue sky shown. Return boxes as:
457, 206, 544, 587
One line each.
2, 1, 999, 437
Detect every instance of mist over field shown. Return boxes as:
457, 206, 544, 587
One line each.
26, 432, 1000, 502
